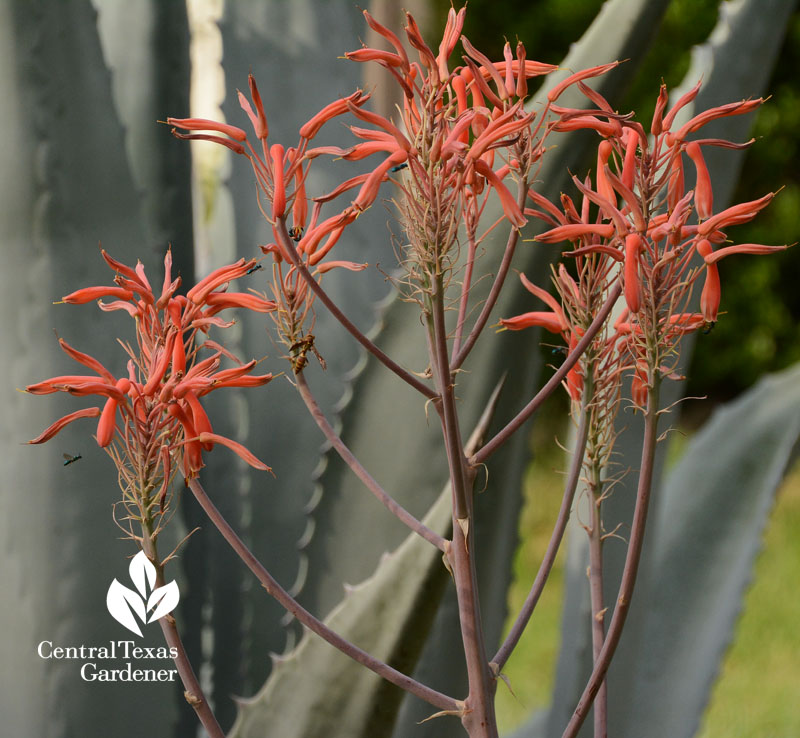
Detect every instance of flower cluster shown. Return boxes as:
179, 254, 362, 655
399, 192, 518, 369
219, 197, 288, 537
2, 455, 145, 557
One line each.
169, 78, 371, 368
341, 6, 553, 279
27, 251, 274, 532
167, 9, 615, 360
508, 80, 788, 406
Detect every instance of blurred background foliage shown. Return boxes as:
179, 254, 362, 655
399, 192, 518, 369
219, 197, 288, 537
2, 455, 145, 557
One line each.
433, 0, 800, 419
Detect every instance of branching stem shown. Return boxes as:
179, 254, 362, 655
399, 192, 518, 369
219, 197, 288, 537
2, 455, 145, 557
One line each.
451, 179, 527, 371
185, 477, 458, 713
471, 283, 621, 467
562, 378, 662, 738
139, 517, 224, 738
428, 272, 497, 737
294, 370, 446, 552
275, 217, 436, 400
588, 480, 608, 738
492, 400, 591, 670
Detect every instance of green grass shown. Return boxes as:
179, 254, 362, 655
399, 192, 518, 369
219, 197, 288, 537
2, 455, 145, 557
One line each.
495, 436, 800, 736
697, 462, 800, 738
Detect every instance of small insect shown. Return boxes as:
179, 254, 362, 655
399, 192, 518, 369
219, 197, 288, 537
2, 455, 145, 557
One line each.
702, 321, 716, 335
390, 162, 408, 173
288, 226, 304, 242
246, 264, 263, 275
62, 453, 82, 466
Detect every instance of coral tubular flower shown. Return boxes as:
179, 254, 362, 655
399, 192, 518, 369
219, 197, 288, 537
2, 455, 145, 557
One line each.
361, 9, 410, 72
345, 48, 406, 67
686, 141, 713, 220
696, 239, 721, 323
27, 407, 102, 445
196, 433, 272, 472
315, 260, 368, 274
204, 292, 277, 313
499, 312, 564, 333
547, 62, 620, 103
623, 233, 643, 313
26, 375, 110, 395
701, 242, 789, 264
472, 159, 526, 228
536, 223, 616, 243
437, 6, 466, 80
186, 258, 255, 304
60, 286, 135, 304
673, 98, 763, 142
661, 79, 703, 132
697, 192, 774, 236
353, 150, 408, 212
500, 272, 569, 334
167, 117, 248, 142
58, 337, 116, 382
299, 90, 369, 140
170, 131, 246, 155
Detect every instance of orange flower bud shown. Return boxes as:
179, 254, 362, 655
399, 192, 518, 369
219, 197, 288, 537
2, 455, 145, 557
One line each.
650, 83, 668, 136
96, 395, 119, 447
686, 141, 713, 220
696, 239, 720, 323
270, 144, 286, 219
624, 233, 644, 313
596, 140, 616, 205
621, 128, 639, 190
631, 362, 649, 407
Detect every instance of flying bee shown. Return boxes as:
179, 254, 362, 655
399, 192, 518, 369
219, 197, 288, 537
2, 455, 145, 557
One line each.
246, 264, 263, 275
288, 226, 304, 242
62, 453, 82, 466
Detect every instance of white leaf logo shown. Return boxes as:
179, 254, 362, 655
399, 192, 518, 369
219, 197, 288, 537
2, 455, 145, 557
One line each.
129, 550, 156, 598
106, 551, 180, 636
147, 581, 179, 623
107, 580, 146, 637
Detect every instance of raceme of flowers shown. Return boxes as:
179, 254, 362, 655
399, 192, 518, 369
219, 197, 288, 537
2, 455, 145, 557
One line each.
26, 250, 274, 512
167, 9, 620, 338
503, 79, 788, 407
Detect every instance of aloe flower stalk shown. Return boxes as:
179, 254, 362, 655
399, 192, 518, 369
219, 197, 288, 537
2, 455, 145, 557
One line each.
26, 250, 280, 737
508, 80, 790, 737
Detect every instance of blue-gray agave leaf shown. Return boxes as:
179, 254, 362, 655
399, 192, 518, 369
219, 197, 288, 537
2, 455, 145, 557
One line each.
624, 360, 800, 737
227, 464, 454, 738
0, 1, 181, 737
212, 0, 396, 717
